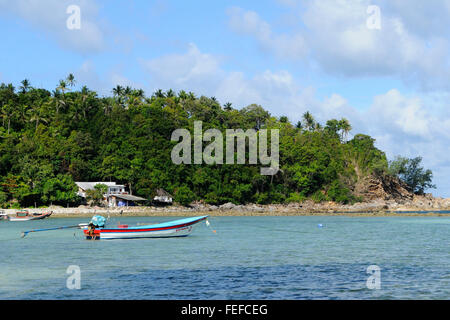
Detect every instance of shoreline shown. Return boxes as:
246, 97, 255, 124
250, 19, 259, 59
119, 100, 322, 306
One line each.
4, 195, 450, 218
3, 206, 449, 218
47, 212, 449, 218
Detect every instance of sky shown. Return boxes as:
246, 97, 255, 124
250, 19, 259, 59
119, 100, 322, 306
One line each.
0, 0, 450, 197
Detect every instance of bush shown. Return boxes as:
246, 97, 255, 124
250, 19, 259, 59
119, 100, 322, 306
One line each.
9, 202, 21, 209
203, 192, 221, 205
286, 192, 306, 203
254, 192, 269, 204
85, 183, 108, 206
174, 185, 196, 206
327, 180, 353, 204
0, 191, 7, 208
311, 190, 327, 203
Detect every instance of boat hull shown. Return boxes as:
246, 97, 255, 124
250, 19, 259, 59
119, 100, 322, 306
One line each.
84, 216, 208, 240
8, 212, 52, 222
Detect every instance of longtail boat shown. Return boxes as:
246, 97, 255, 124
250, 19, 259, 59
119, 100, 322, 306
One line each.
8, 210, 52, 222
83, 215, 209, 240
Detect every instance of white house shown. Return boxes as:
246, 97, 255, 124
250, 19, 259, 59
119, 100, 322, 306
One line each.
75, 182, 146, 207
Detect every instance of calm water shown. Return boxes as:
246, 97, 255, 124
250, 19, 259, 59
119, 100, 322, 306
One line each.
0, 216, 449, 299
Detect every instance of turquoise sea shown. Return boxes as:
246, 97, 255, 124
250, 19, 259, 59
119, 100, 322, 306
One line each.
0, 216, 449, 299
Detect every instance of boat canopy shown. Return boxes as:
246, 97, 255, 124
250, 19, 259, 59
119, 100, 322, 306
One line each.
90, 215, 107, 227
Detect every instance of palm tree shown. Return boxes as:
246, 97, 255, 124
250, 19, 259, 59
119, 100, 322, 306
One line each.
188, 91, 196, 100
302, 111, 315, 131
57, 80, 68, 95
178, 90, 188, 100
28, 103, 47, 132
6, 83, 15, 93
1, 104, 12, 134
112, 85, 123, 97
66, 74, 76, 88
135, 89, 145, 99
79, 86, 90, 119
127, 89, 145, 107
112, 85, 126, 107
53, 89, 66, 115
103, 97, 114, 116
339, 118, 352, 142
314, 122, 322, 131
17, 103, 30, 123
153, 89, 165, 98
124, 86, 132, 96
20, 79, 31, 93
166, 89, 175, 98
223, 102, 233, 111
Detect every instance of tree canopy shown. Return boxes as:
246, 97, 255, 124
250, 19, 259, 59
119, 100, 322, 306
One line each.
0, 77, 435, 208
388, 156, 436, 194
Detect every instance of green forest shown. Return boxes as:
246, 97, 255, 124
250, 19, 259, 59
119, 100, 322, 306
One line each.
0, 76, 434, 208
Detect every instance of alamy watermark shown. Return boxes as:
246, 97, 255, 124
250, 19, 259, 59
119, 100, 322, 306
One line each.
66, 5, 81, 30
366, 5, 381, 30
171, 121, 279, 175
66, 265, 81, 290
366, 265, 381, 290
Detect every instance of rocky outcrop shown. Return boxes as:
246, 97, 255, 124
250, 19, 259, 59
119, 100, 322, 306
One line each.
353, 174, 413, 201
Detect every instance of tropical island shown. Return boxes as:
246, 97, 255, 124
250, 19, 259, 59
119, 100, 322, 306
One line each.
0, 76, 447, 216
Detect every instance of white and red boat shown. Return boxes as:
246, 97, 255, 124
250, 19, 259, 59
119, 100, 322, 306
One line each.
83, 215, 208, 240
7, 210, 52, 221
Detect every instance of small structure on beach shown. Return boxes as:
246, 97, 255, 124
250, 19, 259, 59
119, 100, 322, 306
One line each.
75, 182, 147, 207
107, 193, 147, 207
153, 188, 173, 205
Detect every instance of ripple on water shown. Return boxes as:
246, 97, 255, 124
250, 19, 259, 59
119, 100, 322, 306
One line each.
0, 216, 449, 299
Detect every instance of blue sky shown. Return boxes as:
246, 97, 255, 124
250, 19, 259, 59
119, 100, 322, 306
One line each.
1, 0, 450, 197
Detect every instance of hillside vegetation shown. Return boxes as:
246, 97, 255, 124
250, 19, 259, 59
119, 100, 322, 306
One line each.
0, 77, 434, 208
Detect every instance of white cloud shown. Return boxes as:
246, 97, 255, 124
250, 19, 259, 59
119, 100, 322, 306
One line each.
0, 0, 106, 54
227, 7, 308, 60
140, 43, 224, 93
382, 0, 450, 38
228, 1, 450, 91
303, 0, 450, 87
368, 90, 431, 138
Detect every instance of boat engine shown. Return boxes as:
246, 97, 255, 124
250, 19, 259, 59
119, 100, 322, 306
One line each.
86, 215, 106, 240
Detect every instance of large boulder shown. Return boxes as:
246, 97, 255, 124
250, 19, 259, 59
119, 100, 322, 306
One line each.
219, 202, 236, 210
